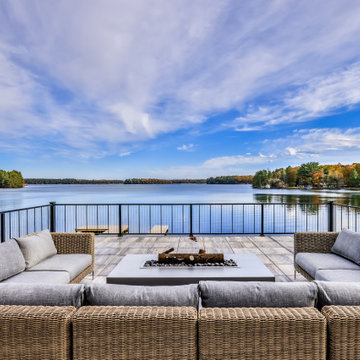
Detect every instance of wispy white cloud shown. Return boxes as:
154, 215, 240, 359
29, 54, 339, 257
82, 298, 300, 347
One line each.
276, 128, 360, 157
119, 151, 131, 157
177, 144, 196, 151
231, 62, 360, 130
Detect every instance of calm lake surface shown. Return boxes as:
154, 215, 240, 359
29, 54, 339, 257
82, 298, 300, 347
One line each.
0, 184, 359, 211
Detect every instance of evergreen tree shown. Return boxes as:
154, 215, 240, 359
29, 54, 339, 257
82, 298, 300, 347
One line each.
285, 166, 297, 187
349, 169, 360, 188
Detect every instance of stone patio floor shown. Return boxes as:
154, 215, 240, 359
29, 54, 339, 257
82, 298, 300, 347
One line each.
81, 234, 306, 283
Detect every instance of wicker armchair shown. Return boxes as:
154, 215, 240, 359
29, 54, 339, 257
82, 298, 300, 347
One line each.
198, 307, 326, 360
294, 232, 339, 280
51, 232, 94, 283
322, 305, 360, 360
0, 305, 76, 360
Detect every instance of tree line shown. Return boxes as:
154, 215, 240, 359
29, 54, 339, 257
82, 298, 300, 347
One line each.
0, 170, 24, 188
206, 175, 253, 184
25, 176, 254, 185
253, 162, 360, 189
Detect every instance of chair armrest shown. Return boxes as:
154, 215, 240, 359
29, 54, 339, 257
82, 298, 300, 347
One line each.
0, 305, 75, 360
294, 232, 338, 256
51, 232, 94, 256
322, 306, 360, 360
72, 306, 197, 360
199, 307, 326, 360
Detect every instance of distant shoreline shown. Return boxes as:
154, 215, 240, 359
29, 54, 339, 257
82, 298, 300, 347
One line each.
24, 175, 253, 185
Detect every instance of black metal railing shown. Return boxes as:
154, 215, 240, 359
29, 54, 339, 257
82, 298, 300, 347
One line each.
0, 201, 358, 242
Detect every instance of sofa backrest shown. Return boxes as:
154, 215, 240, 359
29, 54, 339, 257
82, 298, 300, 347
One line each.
199, 281, 318, 308
315, 281, 360, 308
0, 283, 84, 307
16, 229, 57, 268
85, 283, 199, 307
0, 239, 26, 282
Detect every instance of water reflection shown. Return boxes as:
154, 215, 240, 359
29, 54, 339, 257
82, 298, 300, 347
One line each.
254, 192, 360, 206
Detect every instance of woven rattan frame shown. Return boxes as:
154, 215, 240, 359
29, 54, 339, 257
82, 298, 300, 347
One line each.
294, 232, 338, 280
51, 232, 94, 283
322, 305, 360, 360
0, 305, 75, 360
72, 306, 197, 360
199, 307, 326, 360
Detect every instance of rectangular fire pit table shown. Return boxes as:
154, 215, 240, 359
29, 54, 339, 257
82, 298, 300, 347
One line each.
106, 254, 275, 285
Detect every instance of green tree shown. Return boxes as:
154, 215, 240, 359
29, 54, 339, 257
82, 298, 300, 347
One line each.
297, 162, 320, 186
349, 169, 360, 188
252, 170, 270, 188
0, 169, 24, 188
285, 166, 297, 187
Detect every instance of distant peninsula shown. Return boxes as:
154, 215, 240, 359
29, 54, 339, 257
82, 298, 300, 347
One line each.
253, 162, 360, 189
0, 170, 24, 188
25, 175, 253, 185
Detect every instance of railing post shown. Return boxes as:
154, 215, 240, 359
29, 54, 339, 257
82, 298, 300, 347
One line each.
118, 204, 122, 237
1, 212, 5, 242
260, 204, 265, 236
328, 201, 334, 232
49, 202, 56, 232
189, 204, 193, 237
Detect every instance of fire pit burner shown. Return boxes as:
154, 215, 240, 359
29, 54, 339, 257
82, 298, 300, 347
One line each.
143, 259, 237, 267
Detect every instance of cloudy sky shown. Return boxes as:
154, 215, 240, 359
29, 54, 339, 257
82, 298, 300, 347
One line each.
1, 0, 360, 179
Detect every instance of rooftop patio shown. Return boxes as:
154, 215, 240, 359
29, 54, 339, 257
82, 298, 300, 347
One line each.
81, 234, 306, 283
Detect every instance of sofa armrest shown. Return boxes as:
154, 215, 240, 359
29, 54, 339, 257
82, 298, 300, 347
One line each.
199, 307, 326, 360
72, 306, 197, 360
51, 232, 94, 256
0, 305, 75, 360
322, 305, 360, 360
294, 232, 338, 256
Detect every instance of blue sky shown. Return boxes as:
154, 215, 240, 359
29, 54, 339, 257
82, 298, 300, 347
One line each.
1, 0, 360, 179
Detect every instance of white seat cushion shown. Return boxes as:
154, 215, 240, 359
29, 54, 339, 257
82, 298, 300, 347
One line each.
3, 270, 70, 284
28, 254, 92, 280
315, 269, 360, 282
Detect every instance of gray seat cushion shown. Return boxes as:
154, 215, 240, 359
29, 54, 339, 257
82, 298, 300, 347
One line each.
2, 270, 70, 284
331, 228, 360, 265
315, 269, 360, 282
199, 281, 317, 308
16, 229, 57, 268
0, 283, 84, 307
28, 254, 92, 280
315, 281, 360, 308
295, 252, 359, 278
85, 283, 199, 307
0, 239, 26, 281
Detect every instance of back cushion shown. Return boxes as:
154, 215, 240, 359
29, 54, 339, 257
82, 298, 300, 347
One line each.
0, 283, 84, 307
331, 228, 360, 264
0, 239, 26, 281
315, 281, 360, 308
16, 229, 57, 268
200, 281, 317, 308
85, 283, 199, 307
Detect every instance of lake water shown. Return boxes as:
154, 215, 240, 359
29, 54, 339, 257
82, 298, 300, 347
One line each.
0, 183, 359, 211
0, 184, 359, 238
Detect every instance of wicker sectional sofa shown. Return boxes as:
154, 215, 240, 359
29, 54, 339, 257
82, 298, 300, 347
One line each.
0, 231, 94, 284
1, 281, 360, 360
294, 231, 360, 281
